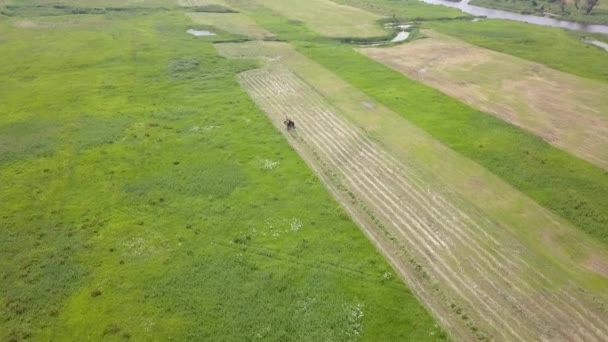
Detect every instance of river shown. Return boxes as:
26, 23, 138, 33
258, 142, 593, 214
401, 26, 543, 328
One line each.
420, 0, 608, 34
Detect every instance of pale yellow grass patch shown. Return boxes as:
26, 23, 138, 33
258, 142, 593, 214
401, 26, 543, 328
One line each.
254, 0, 386, 38
359, 30, 608, 170
186, 12, 273, 39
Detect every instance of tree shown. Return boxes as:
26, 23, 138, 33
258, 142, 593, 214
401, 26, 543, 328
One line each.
574, 0, 580, 9
585, 0, 599, 13
560, 0, 566, 12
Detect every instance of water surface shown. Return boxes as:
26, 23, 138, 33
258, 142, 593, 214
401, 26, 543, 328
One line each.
187, 29, 216, 36
420, 0, 608, 34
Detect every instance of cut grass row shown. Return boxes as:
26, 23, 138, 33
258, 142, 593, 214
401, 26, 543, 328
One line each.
0, 8, 443, 341
230, 2, 608, 245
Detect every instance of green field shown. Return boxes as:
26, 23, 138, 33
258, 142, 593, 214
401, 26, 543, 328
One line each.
334, 0, 469, 20
0, 7, 445, 341
3, 0, 608, 340
254, 0, 387, 38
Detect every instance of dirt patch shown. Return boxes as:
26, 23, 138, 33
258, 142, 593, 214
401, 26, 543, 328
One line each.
585, 255, 608, 278
359, 30, 608, 170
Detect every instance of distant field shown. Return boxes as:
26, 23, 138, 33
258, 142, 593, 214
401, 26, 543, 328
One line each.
427, 20, 608, 82
2, 0, 175, 7
469, 0, 608, 25
360, 30, 608, 169
186, 11, 274, 39
218, 38, 608, 341
237, 0, 608, 247
335, 0, 468, 20
0, 7, 442, 341
252, 0, 387, 38
338, 0, 608, 82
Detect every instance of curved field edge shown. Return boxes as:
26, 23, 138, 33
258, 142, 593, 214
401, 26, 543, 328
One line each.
0, 10, 444, 341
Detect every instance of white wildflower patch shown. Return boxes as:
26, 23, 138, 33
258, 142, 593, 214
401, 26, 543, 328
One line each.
382, 271, 393, 280
255, 158, 280, 171
123, 237, 147, 256
258, 217, 304, 238
290, 217, 303, 232
295, 296, 317, 314
345, 303, 365, 339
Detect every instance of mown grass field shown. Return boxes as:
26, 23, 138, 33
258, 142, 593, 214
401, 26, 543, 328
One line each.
359, 30, 608, 169
253, 0, 387, 38
219, 37, 608, 340
0, 5, 446, 341
226, 1, 608, 246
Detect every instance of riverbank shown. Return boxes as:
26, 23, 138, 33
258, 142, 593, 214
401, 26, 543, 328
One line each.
469, 0, 608, 25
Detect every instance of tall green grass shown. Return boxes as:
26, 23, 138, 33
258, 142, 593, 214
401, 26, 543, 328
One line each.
0, 7, 444, 341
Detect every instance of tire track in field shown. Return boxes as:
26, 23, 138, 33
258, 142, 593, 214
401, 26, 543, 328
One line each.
238, 66, 608, 341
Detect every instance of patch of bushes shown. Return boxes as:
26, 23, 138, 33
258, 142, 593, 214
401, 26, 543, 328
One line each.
188, 5, 238, 13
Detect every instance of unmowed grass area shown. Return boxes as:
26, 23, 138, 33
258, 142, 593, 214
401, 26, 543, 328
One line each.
233, 3, 608, 245
0, 7, 444, 342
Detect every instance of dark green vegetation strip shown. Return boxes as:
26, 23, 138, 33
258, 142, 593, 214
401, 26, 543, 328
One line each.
236, 3, 608, 245
0, 7, 444, 341
336, 0, 608, 82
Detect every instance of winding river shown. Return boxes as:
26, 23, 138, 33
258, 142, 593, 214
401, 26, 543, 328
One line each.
421, 0, 608, 34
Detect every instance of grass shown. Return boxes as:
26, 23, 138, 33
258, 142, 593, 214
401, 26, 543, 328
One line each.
359, 30, 608, 169
0, 4, 445, 341
335, 0, 471, 20
252, 0, 388, 38
337, 0, 608, 82
186, 11, 274, 39
226, 2, 608, 246
221, 39, 608, 288
427, 19, 608, 82
301, 43, 608, 245
469, 0, 608, 24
